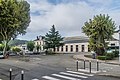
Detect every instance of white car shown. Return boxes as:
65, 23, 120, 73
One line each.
0, 51, 4, 59
25, 51, 33, 55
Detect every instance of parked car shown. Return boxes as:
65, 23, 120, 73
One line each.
25, 51, 33, 55
7, 51, 17, 56
0, 51, 4, 59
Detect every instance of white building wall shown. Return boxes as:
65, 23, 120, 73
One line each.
79, 44, 81, 52
55, 42, 89, 53
34, 40, 45, 51
107, 41, 119, 46
34, 36, 119, 53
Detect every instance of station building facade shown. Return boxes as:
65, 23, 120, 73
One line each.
34, 36, 119, 53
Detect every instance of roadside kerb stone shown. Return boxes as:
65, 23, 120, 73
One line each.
97, 72, 120, 79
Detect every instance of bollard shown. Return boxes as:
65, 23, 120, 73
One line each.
76, 60, 78, 71
97, 60, 99, 71
89, 61, 91, 73
10, 68, 12, 80
83, 59, 85, 69
21, 70, 24, 80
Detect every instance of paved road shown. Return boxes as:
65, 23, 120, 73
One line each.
0, 63, 27, 80
0, 53, 120, 80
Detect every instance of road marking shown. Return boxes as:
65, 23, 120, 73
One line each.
67, 71, 94, 76
60, 72, 88, 78
78, 69, 99, 73
42, 76, 60, 80
52, 74, 81, 80
32, 79, 39, 80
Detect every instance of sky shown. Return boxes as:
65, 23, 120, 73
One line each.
17, 0, 120, 40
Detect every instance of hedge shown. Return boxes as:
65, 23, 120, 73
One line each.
97, 56, 106, 60
113, 51, 119, 57
105, 53, 114, 60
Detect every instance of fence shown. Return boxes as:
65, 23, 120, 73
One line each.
76, 59, 100, 73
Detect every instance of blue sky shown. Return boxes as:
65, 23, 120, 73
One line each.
17, 0, 120, 40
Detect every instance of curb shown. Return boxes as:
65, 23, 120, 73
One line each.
73, 55, 120, 65
97, 73, 120, 79
104, 62, 120, 65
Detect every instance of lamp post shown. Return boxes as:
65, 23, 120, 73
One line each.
114, 26, 120, 63
119, 26, 120, 63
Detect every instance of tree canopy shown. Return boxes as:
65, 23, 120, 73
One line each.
82, 14, 116, 55
0, 0, 30, 55
44, 25, 63, 52
27, 41, 35, 51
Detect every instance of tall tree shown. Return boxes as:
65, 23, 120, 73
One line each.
36, 45, 41, 52
82, 14, 116, 55
27, 41, 35, 51
0, 0, 30, 55
44, 25, 63, 52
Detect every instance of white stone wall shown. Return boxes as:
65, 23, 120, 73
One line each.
55, 42, 89, 53
34, 37, 119, 53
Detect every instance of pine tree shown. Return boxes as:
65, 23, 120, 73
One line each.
44, 25, 63, 52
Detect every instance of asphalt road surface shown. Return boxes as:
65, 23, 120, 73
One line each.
0, 53, 120, 80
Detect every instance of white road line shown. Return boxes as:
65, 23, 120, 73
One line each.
78, 69, 99, 73
52, 74, 81, 80
32, 79, 39, 80
60, 72, 88, 78
67, 71, 94, 76
42, 76, 60, 80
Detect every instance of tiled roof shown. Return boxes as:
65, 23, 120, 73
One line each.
63, 36, 89, 43
34, 35, 118, 43
62, 36, 118, 44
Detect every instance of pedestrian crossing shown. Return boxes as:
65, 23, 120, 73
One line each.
42, 70, 94, 80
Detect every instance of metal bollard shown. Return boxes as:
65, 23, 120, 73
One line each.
89, 61, 91, 73
97, 60, 99, 71
83, 59, 85, 69
21, 70, 24, 80
10, 68, 12, 80
76, 60, 78, 71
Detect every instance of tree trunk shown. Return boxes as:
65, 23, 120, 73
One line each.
3, 40, 8, 57
53, 47, 55, 52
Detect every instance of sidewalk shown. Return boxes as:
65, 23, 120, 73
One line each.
73, 53, 120, 78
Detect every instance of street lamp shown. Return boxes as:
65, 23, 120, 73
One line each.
119, 26, 120, 63
115, 26, 120, 63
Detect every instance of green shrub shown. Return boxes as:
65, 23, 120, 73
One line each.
105, 53, 114, 60
113, 51, 119, 57
98, 53, 115, 60
97, 56, 106, 60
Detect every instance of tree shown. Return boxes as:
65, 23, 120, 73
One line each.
11, 47, 21, 53
0, 0, 30, 55
36, 45, 41, 52
27, 41, 35, 51
82, 14, 116, 55
44, 25, 63, 52
0, 44, 10, 51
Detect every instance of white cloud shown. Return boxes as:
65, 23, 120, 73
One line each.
18, 0, 120, 40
